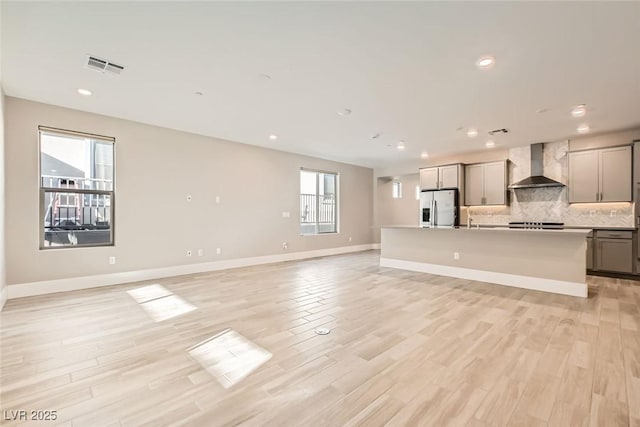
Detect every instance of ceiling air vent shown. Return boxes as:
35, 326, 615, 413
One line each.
488, 128, 509, 135
85, 55, 124, 75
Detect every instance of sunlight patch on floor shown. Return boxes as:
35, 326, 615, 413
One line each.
127, 284, 197, 322
188, 328, 272, 389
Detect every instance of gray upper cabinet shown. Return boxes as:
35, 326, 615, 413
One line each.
465, 164, 484, 206
419, 167, 440, 190
568, 146, 632, 203
419, 164, 462, 190
484, 161, 507, 205
600, 146, 632, 202
439, 165, 460, 189
464, 161, 507, 206
568, 150, 599, 202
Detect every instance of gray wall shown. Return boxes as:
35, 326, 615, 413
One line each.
374, 174, 420, 241
570, 128, 640, 151
375, 149, 511, 178
1, 0, 6, 308
5, 97, 374, 285
0, 92, 6, 308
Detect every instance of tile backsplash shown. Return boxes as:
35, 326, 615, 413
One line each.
466, 140, 635, 227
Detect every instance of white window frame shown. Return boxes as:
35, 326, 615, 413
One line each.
300, 168, 339, 235
392, 181, 402, 199
39, 126, 115, 249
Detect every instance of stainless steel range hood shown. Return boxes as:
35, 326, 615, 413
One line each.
508, 143, 565, 189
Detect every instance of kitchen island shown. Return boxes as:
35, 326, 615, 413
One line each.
380, 226, 591, 297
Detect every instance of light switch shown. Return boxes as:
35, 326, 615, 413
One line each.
215, 196, 221, 204
282, 211, 291, 218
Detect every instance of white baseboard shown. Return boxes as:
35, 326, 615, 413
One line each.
371, 243, 381, 250
8, 244, 377, 299
380, 257, 588, 298
0, 285, 7, 310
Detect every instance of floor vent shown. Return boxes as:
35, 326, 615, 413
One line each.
86, 55, 124, 75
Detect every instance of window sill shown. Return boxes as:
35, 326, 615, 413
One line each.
300, 232, 339, 237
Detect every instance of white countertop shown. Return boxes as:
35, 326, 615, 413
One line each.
381, 225, 592, 235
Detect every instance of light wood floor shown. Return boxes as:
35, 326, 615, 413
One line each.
1, 250, 639, 427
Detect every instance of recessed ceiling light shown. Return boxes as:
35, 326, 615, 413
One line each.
577, 124, 590, 134
421, 151, 429, 159
269, 134, 278, 141
77, 88, 92, 96
397, 141, 406, 151
195, 91, 204, 96
467, 128, 478, 138
476, 55, 495, 70
258, 73, 272, 80
536, 108, 550, 114
571, 104, 587, 118
485, 140, 495, 148
337, 108, 352, 117
370, 132, 382, 140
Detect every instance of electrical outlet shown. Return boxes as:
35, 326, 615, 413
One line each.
349, 236, 352, 242
610, 210, 617, 217
282, 211, 290, 218
109, 256, 116, 265
216, 248, 221, 255
590, 210, 596, 217
186, 195, 192, 202
282, 242, 288, 250
186, 250, 192, 257
453, 252, 460, 260
197, 249, 204, 257
215, 196, 221, 204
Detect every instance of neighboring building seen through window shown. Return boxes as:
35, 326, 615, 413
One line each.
300, 169, 338, 234
39, 127, 115, 248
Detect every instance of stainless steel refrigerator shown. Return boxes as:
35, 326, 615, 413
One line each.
420, 189, 459, 227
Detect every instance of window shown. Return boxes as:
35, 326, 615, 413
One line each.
300, 169, 338, 234
392, 181, 402, 198
39, 127, 114, 248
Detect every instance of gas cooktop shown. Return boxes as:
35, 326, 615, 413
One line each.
508, 222, 565, 230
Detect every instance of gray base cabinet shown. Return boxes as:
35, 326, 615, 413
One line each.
591, 230, 633, 274
586, 237, 593, 270
596, 239, 633, 273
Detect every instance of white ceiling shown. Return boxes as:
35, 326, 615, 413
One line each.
3, 2, 640, 168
